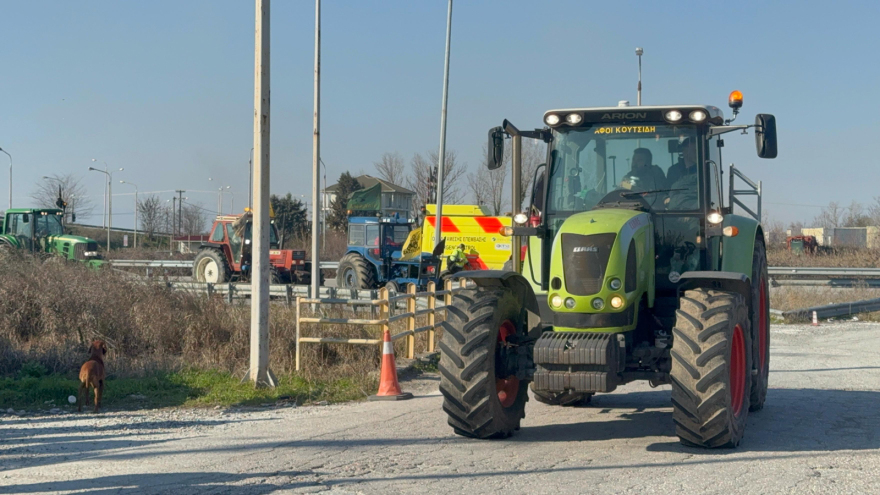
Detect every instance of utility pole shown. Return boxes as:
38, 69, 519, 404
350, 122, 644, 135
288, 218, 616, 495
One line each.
636, 47, 643, 106
176, 190, 185, 236
0, 147, 11, 209
250, 0, 275, 388
310, 0, 321, 301
433, 0, 453, 250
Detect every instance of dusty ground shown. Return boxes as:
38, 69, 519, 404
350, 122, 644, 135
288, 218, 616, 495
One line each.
3, 321, 880, 494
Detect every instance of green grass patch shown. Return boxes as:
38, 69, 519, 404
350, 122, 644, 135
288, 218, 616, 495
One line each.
0, 369, 375, 411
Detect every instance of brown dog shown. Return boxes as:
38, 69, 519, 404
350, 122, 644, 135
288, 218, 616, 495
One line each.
78, 340, 107, 413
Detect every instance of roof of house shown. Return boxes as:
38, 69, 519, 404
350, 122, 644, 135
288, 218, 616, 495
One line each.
324, 175, 415, 195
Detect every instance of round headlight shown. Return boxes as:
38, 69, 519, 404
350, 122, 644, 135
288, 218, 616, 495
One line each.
690, 110, 707, 122
665, 110, 682, 122
707, 211, 724, 224
565, 113, 583, 125
544, 114, 560, 126
551, 295, 563, 308
591, 297, 604, 310
609, 278, 622, 291
610, 295, 624, 309
564, 297, 576, 309
513, 212, 528, 225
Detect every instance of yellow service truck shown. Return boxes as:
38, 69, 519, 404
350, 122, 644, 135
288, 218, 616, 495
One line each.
420, 204, 512, 271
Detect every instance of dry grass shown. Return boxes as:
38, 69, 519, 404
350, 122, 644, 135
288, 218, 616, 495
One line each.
768, 246, 880, 268
0, 251, 435, 387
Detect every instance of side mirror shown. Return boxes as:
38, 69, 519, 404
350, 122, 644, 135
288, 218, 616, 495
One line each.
755, 114, 777, 159
432, 238, 447, 257
667, 139, 680, 154
487, 126, 504, 170
71, 213, 76, 223
22, 214, 29, 224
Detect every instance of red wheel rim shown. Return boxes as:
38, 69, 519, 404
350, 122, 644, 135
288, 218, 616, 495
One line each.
758, 277, 768, 370
496, 320, 519, 408
730, 324, 746, 417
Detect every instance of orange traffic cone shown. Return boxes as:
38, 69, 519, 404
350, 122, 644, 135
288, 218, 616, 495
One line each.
369, 328, 413, 401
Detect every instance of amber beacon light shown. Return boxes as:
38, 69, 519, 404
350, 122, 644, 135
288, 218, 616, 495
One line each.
728, 90, 743, 109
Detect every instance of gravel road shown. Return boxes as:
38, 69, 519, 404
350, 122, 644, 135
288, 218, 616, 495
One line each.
3, 321, 880, 494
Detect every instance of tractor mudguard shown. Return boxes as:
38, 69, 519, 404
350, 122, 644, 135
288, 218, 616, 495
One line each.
677, 271, 751, 309
450, 270, 544, 340
721, 215, 762, 277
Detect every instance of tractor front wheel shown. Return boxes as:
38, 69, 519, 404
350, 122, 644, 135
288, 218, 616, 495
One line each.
671, 288, 752, 448
337, 254, 376, 289
193, 249, 230, 284
439, 287, 530, 439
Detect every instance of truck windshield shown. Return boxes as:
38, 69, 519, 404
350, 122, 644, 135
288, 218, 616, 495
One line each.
35, 214, 64, 237
546, 124, 699, 214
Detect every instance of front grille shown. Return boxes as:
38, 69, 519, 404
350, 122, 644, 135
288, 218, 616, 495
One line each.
562, 233, 616, 295
74, 241, 98, 261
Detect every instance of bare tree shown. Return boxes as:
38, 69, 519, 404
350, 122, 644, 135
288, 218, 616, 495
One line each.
842, 200, 871, 227
137, 195, 164, 239
813, 201, 843, 230
469, 166, 508, 215
407, 149, 466, 211
180, 202, 209, 236
519, 138, 545, 210
761, 211, 786, 247
373, 152, 406, 186
30, 174, 95, 222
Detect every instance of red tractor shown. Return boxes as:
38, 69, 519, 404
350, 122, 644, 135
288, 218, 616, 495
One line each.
786, 235, 818, 255
192, 212, 315, 284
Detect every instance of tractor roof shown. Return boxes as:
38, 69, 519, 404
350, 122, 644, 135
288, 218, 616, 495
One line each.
5, 208, 63, 214
348, 216, 413, 225
544, 105, 724, 125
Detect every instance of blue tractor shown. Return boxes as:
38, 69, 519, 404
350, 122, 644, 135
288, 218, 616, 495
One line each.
337, 216, 443, 291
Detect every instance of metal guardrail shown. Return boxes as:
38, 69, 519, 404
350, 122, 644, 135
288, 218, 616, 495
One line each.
768, 267, 880, 277
783, 298, 880, 321
110, 259, 339, 270
294, 279, 466, 371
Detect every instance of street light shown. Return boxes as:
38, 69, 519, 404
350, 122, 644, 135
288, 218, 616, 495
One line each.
208, 178, 234, 214
89, 165, 124, 252
0, 147, 11, 209
120, 180, 138, 249
635, 47, 644, 106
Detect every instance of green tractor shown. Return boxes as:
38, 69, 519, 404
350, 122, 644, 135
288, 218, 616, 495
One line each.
0, 208, 105, 268
439, 92, 777, 448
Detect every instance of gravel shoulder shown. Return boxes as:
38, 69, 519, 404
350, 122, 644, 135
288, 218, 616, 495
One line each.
4, 322, 880, 494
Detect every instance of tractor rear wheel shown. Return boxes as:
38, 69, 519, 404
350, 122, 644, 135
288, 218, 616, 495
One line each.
193, 249, 230, 284
337, 254, 376, 289
439, 287, 529, 439
671, 289, 752, 448
531, 387, 592, 407
750, 239, 770, 411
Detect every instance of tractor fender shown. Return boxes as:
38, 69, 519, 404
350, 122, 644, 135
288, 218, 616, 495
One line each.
721, 215, 762, 278
451, 270, 544, 339
0, 235, 19, 249
677, 271, 751, 309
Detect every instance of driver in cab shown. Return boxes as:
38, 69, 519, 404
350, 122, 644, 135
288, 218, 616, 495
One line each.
619, 148, 667, 193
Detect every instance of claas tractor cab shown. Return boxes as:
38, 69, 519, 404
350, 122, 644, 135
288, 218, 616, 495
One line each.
438, 91, 778, 448
337, 214, 443, 292
0, 206, 104, 268
193, 211, 314, 284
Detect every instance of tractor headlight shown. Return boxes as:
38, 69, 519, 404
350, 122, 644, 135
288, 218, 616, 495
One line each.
513, 212, 528, 225
689, 110, 707, 122
665, 110, 682, 122
707, 211, 724, 224
608, 278, 622, 291
564, 297, 576, 309
550, 294, 563, 308
610, 295, 624, 309
544, 114, 560, 126
565, 113, 583, 125
84, 251, 98, 257
591, 297, 604, 310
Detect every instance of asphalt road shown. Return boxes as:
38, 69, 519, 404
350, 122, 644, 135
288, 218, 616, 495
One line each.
3, 321, 880, 494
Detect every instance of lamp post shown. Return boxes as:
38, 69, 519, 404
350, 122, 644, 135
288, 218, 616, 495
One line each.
635, 47, 643, 106
89, 165, 123, 251
0, 147, 11, 209
319, 158, 327, 249
120, 180, 138, 249
208, 178, 233, 214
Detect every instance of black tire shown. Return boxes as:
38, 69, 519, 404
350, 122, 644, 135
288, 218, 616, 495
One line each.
502, 259, 513, 272
671, 289, 752, 448
385, 280, 399, 294
193, 249, 230, 284
531, 387, 592, 407
336, 254, 376, 289
749, 238, 770, 411
439, 287, 529, 439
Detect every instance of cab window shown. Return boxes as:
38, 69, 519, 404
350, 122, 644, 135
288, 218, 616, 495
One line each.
210, 223, 225, 242
348, 225, 365, 246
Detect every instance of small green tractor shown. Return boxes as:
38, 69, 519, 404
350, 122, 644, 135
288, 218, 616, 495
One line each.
0, 208, 104, 268
439, 92, 776, 448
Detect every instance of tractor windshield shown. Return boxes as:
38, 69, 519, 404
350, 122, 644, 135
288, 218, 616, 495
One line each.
34, 213, 64, 237
546, 124, 699, 214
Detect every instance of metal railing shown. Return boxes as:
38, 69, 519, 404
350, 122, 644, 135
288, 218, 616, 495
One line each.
110, 259, 339, 270
728, 164, 762, 221
294, 279, 466, 371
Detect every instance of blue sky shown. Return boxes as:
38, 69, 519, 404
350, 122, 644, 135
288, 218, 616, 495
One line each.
1, 0, 878, 228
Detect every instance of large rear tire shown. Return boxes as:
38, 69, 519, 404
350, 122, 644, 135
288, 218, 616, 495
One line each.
671, 289, 752, 448
531, 387, 592, 407
193, 249, 230, 284
750, 239, 770, 411
439, 287, 529, 439
337, 254, 376, 289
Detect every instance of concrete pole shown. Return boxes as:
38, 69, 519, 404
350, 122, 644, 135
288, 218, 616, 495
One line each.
0, 148, 11, 209
433, 0, 453, 250
310, 0, 321, 299
108, 176, 112, 252
250, 0, 275, 388
511, 134, 522, 273
134, 189, 137, 249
